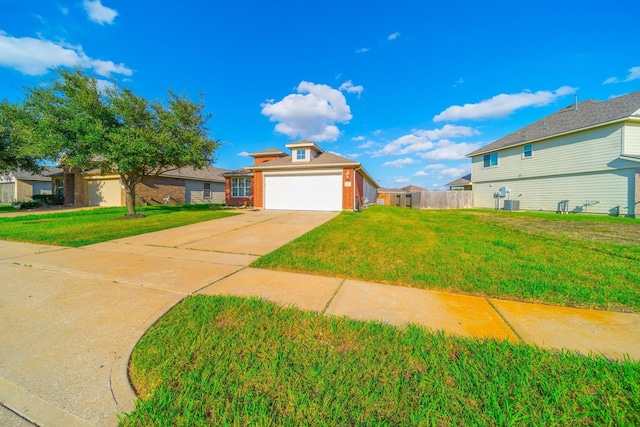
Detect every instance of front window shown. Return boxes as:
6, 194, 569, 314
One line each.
296, 149, 306, 160
203, 182, 211, 199
483, 152, 498, 168
231, 178, 251, 198
523, 144, 532, 158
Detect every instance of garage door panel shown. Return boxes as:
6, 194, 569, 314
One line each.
265, 174, 342, 211
87, 179, 121, 206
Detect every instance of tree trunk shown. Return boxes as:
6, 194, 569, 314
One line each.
122, 176, 138, 216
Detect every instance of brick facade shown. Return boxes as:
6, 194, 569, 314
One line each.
225, 176, 254, 206
342, 168, 354, 210
253, 171, 264, 208
137, 177, 185, 205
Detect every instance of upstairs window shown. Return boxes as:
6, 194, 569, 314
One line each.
483, 152, 498, 168
296, 149, 306, 160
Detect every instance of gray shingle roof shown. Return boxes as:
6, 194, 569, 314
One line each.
467, 90, 640, 157
248, 147, 286, 157
160, 165, 230, 182
222, 168, 254, 177
444, 174, 471, 187
8, 167, 62, 181
248, 151, 359, 169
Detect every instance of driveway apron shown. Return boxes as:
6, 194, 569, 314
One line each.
0, 210, 337, 427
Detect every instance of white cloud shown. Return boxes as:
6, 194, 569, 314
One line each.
339, 80, 364, 97
95, 78, 114, 93
394, 176, 410, 183
261, 81, 352, 142
344, 153, 361, 159
433, 86, 577, 122
351, 136, 365, 141
373, 125, 477, 157
604, 66, 640, 84
0, 33, 132, 77
438, 164, 471, 179
418, 140, 482, 160
382, 158, 416, 168
373, 129, 383, 136
355, 47, 370, 53
237, 151, 250, 157
413, 170, 427, 176
83, 0, 118, 25
425, 163, 445, 170
358, 140, 377, 149
60, 7, 69, 15
388, 32, 401, 41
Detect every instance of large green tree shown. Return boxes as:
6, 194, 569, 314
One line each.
21, 68, 219, 215
0, 100, 42, 174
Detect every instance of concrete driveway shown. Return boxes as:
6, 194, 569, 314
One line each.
0, 210, 337, 427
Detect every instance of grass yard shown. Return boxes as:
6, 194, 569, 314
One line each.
0, 204, 239, 247
0, 204, 19, 213
252, 206, 640, 313
122, 295, 640, 426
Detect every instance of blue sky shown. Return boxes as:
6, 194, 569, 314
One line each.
1, 0, 639, 189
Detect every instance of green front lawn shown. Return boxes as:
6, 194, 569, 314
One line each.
122, 295, 640, 426
0, 204, 239, 247
252, 207, 640, 313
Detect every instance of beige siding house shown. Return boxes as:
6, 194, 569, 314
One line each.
0, 168, 61, 203
467, 91, 640, 217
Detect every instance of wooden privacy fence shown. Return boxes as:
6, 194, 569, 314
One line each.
382, 190, 473, 209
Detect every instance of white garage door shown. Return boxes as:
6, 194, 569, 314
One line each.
264, 173, 342, 211
87, 179, 122, 206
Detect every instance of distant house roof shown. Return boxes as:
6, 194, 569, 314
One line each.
467, 90, 640, 157
6, 167, 62, 181
401, 185, 427, 192
444, 174, 471, 187
378, 187, 406, 193
160, 165, 229, 182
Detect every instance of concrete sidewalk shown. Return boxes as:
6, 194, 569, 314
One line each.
1, 208, 639, 426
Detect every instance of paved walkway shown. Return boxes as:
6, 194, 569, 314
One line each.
1, 209, 639, 426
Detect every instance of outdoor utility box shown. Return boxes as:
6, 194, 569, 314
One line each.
503, 200, 520, 211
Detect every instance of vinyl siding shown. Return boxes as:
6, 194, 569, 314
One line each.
472, 170, 634, 215
472, 124, 623, 183
471, 123, 636, 215
624, 122, 640, 156
185, 180, 225, 204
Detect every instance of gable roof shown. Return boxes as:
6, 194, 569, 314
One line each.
467, 90, 640, 157
248, 151, 360, 170
444, 174, 471, 187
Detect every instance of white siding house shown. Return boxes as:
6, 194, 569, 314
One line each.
467, 91, 640, 217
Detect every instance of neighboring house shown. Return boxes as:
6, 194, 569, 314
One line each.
51, 165, 229, 207
467, 90, 640, 217
401, 185, 428, 192
0, 167, 61, 203
445, 174, 472, 190
226, 140, 378, 211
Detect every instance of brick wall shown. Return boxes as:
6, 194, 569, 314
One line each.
225, 177, 254, 206
253, 171, 264, 208
137, 177, 185, 205
342, 168, 354, 210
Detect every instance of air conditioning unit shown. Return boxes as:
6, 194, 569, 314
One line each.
503, 200, 520, 211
